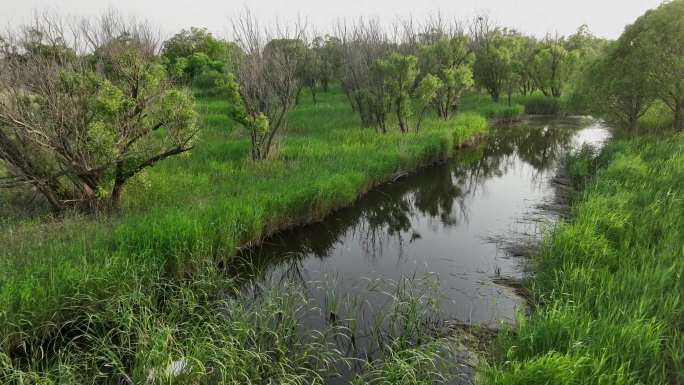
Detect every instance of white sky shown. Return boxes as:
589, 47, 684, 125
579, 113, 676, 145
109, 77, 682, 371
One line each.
0, 0, 665, 40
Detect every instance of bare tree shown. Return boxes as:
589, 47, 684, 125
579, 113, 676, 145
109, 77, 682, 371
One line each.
0, 12, 198, 213
334, 18, 392, 131
228, 10, 304, 160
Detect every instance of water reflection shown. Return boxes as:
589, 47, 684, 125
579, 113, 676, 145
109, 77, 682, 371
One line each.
234, 116, 607, 323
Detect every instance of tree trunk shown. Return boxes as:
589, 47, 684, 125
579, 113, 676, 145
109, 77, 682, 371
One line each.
111, 176, 126, 210
295, 87, 303, 106
416, 106, 428, 131
491, 89, 500, 103
396, 99, 408, 133
37, 184, 65, 215
436, 101, 449, 120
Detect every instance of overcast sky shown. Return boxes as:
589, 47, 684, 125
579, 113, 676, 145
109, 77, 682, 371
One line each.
0, 0, 665, 40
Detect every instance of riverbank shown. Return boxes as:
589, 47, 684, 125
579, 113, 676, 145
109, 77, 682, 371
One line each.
481, 131, 684, 384
0, 89, 491, 369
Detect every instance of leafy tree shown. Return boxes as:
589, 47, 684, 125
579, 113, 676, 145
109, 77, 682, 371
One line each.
336, 19, 392, 129
530, 36, 577, 98
512, 35, 539, 96
313, 35, 342, 92
566, 24, 609, 59
473, 29, 514, 102
627, 1, 684, 130
376, 53, 419, 133
301, 44, 322, 103
367, 58, 392, 133
578, 42, 655, 131
413, 74, 442, 130
419, 34, 474, 119
0, 16, 198, 213
162, 27, 241, 87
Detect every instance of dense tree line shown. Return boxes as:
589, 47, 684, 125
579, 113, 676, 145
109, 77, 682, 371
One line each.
176, 15, 607, 140
572, 0, 684, 131
6, 3, 682, 214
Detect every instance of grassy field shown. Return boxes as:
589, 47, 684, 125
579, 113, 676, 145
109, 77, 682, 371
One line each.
0, 87, 498, 380
482, 132, 684, 384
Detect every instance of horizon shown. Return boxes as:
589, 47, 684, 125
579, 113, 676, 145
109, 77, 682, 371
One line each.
0, 0, 665, 40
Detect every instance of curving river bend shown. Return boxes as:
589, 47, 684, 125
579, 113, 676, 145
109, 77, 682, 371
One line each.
232, 117, 609, 382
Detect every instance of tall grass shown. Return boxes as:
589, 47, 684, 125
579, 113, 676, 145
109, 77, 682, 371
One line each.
481, 132, 684, 384
0, 268, 459, 384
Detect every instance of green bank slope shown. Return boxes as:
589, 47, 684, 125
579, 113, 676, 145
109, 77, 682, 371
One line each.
483, 133, 684, 384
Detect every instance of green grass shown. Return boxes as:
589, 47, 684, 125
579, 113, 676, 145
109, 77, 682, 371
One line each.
481, 132, 684, 385
0, 267, 459, 384
638, 101, 675, 133
0, 87, 488, 370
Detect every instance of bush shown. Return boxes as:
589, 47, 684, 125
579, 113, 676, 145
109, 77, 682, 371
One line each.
524, 96, 561, 115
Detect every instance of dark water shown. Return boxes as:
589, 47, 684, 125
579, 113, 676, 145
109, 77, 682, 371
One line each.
236, 117, 609, 327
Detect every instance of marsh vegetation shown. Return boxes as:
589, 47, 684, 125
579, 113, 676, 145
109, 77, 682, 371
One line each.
1, 2, 683, 384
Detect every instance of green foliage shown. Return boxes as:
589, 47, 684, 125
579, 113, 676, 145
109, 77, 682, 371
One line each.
637, 101, 674, 132
375, 53, 419, 132
413, 74, 443, 130
0, 268, 460, 384
623, 0, 684, 129
419, 34, 474, 119
312, 36, 342, 91
353, 341, 448, 385
483, 133, 684, 385
473, 30, 514, 102
574, 41, 656, 130
530, 40, 574, 98
0, 31, 198, 212
161, 27, 241, 89
568, 4, 684, 130
218, 72, 273, 159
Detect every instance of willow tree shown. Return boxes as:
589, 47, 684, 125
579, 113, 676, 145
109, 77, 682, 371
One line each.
579, 43, 655, 131
530, 35, 578, 98
471, 20, 514, 103
0, 13, 198, 213
629, 0, 684, 130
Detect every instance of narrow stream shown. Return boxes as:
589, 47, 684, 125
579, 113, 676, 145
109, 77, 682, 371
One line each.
234, 117, 609, 378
